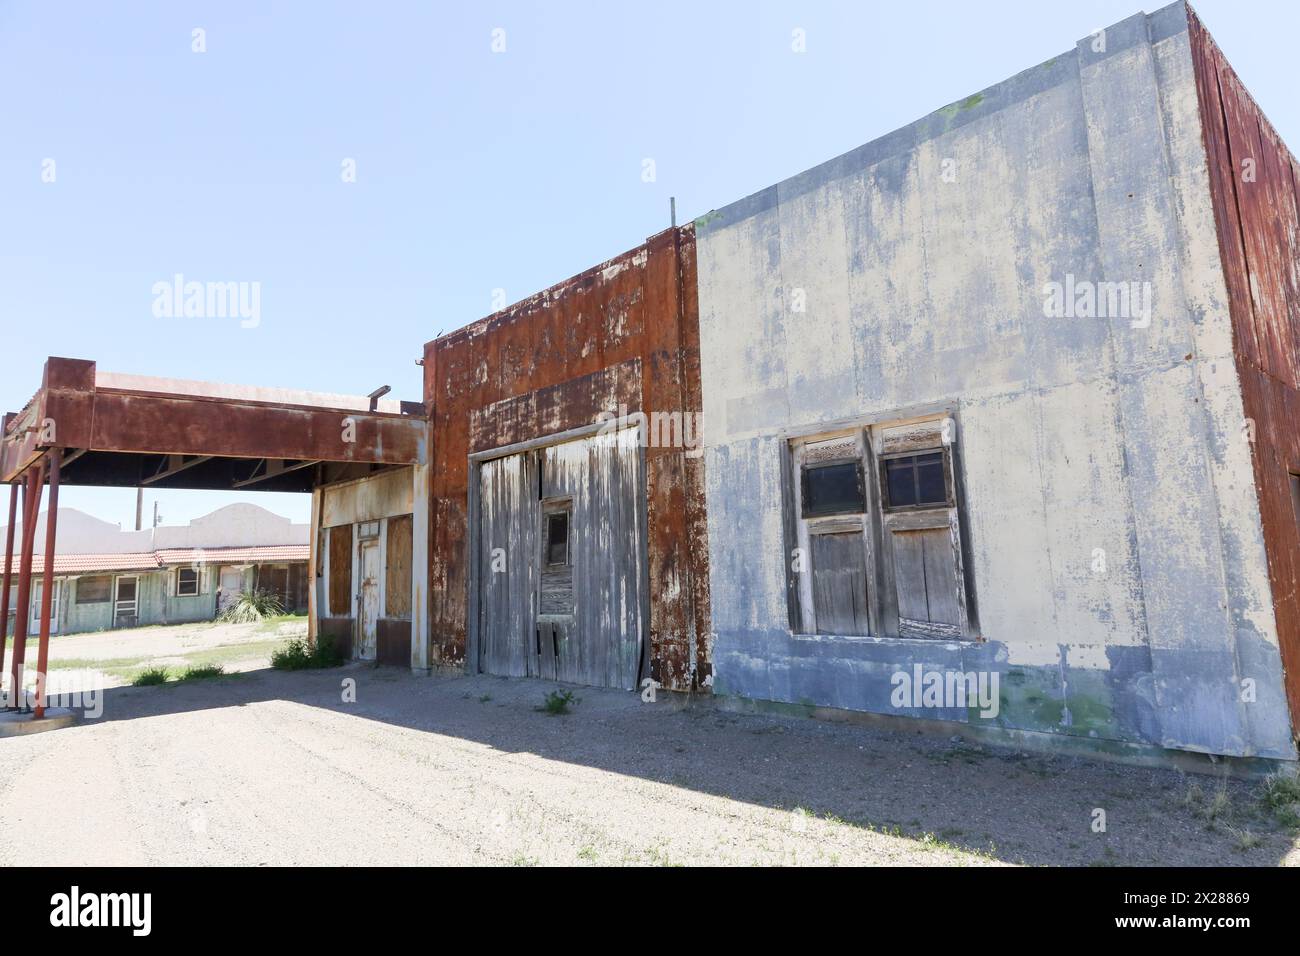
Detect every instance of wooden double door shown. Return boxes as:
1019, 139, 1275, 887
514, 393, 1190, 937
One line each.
476, 428, 645, 690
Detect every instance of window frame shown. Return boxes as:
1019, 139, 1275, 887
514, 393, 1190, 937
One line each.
800, 457, 867, 518
879, 449, 954, 512
176, 566, 201, 597
544, 508, 571, 568
785, 412, 976, 642
75, 574, 113, 605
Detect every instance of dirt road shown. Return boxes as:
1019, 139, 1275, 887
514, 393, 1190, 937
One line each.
1, 666, 1295, 866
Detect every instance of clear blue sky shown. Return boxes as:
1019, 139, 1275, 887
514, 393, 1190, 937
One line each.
2, 1, 1294, 530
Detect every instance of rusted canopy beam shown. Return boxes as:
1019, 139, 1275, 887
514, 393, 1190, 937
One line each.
1, 358, 427, 488
231, 458, 320, 489
142, 454, 214, 485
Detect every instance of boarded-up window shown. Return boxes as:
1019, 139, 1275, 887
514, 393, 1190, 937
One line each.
385, 514, 412, 619
77, 575, 112, 604
789, 417, 971, 640
811, 531, 870, 634
891, 527, 962, 639
329, 524, 353, 617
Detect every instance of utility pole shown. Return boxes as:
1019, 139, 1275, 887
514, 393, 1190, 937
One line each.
135, 487, 143, 531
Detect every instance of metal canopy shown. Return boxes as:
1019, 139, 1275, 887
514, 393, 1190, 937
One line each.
1, 356, 429, 720
1, 357, 427, 492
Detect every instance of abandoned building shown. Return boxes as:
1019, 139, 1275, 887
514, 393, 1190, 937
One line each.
691, 1, 1300, 761
1, 504, 309, 634
2, 2, 1297, 764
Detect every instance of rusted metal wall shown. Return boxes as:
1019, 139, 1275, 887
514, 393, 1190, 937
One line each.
1190, 8, 1300, 731
425, 226, 711, 690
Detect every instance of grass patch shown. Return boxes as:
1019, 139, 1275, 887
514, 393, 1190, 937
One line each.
271, 636, 344, 671
255, 613, 309, 635
1226, 825, 1262, 852
45, 637, 293, 682
132, 666, 170, 686
538, 689, 577, 715
1257, 772, 1300, 830
1183, 778, 1233, 825
178, 663, 225, 681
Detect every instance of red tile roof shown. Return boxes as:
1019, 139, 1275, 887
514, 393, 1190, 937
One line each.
43, 553, 161, 574
155, 545, 309, 565
13, 545, 308, 575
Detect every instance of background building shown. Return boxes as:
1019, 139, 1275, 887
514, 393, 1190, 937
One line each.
3, 503, 308, 634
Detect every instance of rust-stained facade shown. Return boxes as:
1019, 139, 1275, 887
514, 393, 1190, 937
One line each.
1190, 8, 1300, 730
424, 226, 711, 691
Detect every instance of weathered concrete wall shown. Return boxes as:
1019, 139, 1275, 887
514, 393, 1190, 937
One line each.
694, 1, 1294, 758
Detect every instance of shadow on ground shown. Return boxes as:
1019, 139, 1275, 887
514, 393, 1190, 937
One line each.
37, 665, 1300, 866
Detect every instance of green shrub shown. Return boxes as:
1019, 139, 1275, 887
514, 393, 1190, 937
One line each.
179, 663, 225, 681
133, 666, 170, 686
539, 689, 577, 715
218, 589, 285, 624
271, 636, 343, 671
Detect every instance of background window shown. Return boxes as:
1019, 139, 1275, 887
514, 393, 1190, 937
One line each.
802, 461, 865, 517
884, 452, 947, 510
176, 567, 200, 596
76, 575, 112, 604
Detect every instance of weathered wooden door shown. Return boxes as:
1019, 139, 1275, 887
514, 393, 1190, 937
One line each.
358, 540, 380, 661
114, 575, 139, 628
477, 428, 645, 690
218, 567, 243, 612
30, 580, 59, 634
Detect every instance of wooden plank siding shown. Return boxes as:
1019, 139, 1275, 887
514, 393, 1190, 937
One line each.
384, 514, 413, 619
328, 524, 352, 617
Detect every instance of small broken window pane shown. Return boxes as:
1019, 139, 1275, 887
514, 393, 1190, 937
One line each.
803, 461, 865, 516
545, 511, 569, 566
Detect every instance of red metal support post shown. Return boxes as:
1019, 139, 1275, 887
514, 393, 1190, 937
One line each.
9, 464, 44, 711
34, 452, 60, 719
0, 483, 17, 707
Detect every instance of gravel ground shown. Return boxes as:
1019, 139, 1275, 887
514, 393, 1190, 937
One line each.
1, 666, 1296, 866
